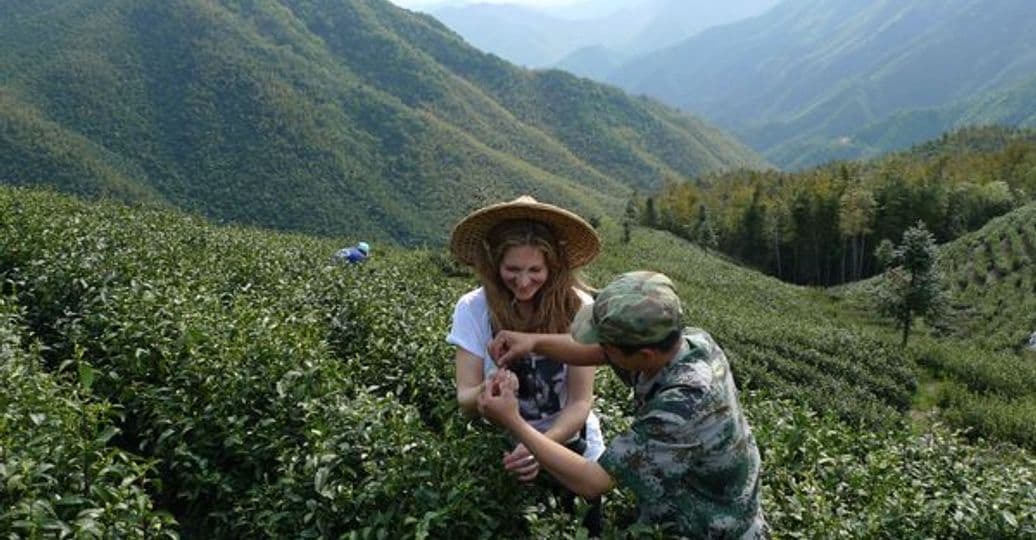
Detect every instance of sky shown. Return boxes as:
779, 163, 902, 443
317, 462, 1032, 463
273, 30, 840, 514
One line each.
390, 0, 582, 9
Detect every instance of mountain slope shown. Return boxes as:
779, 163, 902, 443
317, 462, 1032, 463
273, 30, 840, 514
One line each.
609, 0, 1036, 168
0, 0, 765, 244
938, 202, 1036, 351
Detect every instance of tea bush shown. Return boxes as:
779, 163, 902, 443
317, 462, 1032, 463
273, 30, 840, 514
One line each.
0, 296, 176, 538
908, 334, 1036, 449
750, 394, 1035, 538
2, 187, 1034, 538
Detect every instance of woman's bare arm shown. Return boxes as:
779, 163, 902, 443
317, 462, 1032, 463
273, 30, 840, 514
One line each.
543, 363, 595, 444
454, 348, 485, 416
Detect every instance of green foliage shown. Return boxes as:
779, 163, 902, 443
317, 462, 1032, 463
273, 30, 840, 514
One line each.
2, 186, 1033, 538
0, 297, 177, 538
652, 126, 1036, 286
910, 339, 1036, 449
621, 195, 638, 244
751, 394, 1035, 538
691, 203, 717, 252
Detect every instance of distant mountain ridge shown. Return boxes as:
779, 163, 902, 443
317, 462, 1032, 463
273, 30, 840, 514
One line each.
608, 0, 1036, 169
801, 73, 1036, 168
0, 0, 765, 244
431, 0, 779, 72
430, 2, 651, 67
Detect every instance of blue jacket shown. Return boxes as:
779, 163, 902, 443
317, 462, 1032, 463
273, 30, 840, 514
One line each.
335, 247, 368, 264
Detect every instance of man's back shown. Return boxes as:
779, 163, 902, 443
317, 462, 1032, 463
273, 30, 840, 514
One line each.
598, 329, 765, 538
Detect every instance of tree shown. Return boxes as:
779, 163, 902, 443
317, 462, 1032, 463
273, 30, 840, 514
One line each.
643, 197, 658, 228
875, 221, 946, 346
839, 187, 876, 281
623, 194, 639, 244
693, 203, 718, 252
764, 195, 791, 280
738, 188, 768, 268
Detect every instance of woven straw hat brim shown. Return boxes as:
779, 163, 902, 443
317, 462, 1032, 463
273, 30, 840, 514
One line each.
450, 196, 600, 268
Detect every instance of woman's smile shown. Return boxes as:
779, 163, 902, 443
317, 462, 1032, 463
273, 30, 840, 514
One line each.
499, 245, 548, 303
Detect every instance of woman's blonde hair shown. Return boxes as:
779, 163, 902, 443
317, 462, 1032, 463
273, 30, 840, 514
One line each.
474, 219, 585, 334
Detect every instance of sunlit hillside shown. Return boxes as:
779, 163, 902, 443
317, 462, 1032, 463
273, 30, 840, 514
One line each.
3, 186, 1032, 538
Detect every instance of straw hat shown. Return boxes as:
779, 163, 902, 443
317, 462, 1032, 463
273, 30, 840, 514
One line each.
450, 196, 600, 268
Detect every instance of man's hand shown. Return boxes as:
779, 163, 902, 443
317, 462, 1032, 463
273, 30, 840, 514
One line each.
503, 443, 539, 482
489, 330, 537, 367
488, 368, 518, 396
478, 370, 522, 428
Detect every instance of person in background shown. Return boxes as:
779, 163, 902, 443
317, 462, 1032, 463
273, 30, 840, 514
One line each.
482, 271, 767, 538
446, 196, 605, 535
334, 241, 370, 264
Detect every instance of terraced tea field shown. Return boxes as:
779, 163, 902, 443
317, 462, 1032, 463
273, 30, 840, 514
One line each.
2, 187, 1033, 538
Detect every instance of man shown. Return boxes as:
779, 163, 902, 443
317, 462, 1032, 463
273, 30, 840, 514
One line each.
480, 271, 766, 538
334, 241, 370, 264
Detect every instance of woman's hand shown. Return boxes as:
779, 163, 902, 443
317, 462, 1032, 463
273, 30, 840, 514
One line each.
489, 368, 519, 396
503, 443, 540, 482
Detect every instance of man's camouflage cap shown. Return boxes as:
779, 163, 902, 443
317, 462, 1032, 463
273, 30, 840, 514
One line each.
572, 271, 683, 346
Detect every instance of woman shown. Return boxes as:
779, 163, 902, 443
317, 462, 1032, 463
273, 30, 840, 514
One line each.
446, 196, 604, 533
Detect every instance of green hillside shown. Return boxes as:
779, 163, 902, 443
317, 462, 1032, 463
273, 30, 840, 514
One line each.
838, 202, 1036, 450
0, 0, 765, 245
610, 0, 1036, 169
3, 186, 1033, 537
940, 203, 1036, 352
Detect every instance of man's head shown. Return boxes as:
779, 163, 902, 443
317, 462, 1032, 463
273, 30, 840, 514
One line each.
572, 271, 683, 368
357, 241, 370, 255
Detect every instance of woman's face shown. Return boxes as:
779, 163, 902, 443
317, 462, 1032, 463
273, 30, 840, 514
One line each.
499, 245, 549, 303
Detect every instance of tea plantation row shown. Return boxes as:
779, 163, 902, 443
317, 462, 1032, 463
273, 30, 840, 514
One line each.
940, 202, 1036, 352
2, 187, 1033, 538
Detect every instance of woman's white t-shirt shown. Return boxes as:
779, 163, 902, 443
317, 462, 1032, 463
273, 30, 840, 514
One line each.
447, 287, 605, 461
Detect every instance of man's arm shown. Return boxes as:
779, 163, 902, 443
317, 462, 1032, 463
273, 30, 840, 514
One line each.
479, 382, 614, 499
490, 331, 606, 367
509, 417, 614, 499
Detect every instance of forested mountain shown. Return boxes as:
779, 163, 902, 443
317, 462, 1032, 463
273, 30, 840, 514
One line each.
0, 0, 765, 244
431, 0, 778, 74
609, 0, 1036, 169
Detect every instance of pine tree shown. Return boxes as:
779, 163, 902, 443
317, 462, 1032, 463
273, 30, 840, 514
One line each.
693, 203, 718, 252
643, 197, 658, 228
623, 195, 639, 244
875, 221, 946, 346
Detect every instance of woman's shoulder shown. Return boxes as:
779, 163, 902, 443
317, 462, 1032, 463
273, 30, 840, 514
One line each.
455, 287, 488, 309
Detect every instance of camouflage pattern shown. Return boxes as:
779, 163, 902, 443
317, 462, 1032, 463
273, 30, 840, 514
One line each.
572, 271, 682, 346
598, 328, 766, 539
